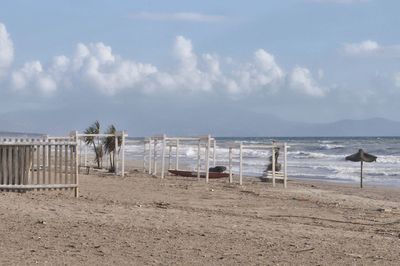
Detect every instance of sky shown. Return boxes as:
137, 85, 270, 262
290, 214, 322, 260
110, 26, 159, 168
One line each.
0, 0, 400, 135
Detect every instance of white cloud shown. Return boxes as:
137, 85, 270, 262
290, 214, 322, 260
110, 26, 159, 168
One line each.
2, 21, 325, 98
289, 67, 328, 97
230, 49, 284, 94
75, 42, 158, 95
130, 12, 226, 23
0, 23, 14, 79
174, 36, 197, 72
11, 42, 158, 96
145, 37, 286, 95
11, 61, 57, 95
343, 40, 400, 57
394, 72, 400, 88
343, 40, 379, 55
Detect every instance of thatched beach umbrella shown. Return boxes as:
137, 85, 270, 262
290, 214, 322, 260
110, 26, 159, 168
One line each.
345, 149, 377, 188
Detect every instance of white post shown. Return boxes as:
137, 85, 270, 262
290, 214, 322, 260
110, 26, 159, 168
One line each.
205, 135, 211, 183
79, 139, 83, 166
229, 147, 233, 183
74, 131, 79, 198
148, 139, 152, 174
197, 140, 201, 180
175, 139, 179, 170
239, 142, 243, 185
114, 133, 118, 175
213, 139, 216, 167
121, 131, 125, 177
168, 145, 172, 171
284, 143, 288, 188
143, 140, 147, 173
272, 145, 276, 187
153, 140, 157, 175
84, 142, 88, 167
161, 134, 166, 179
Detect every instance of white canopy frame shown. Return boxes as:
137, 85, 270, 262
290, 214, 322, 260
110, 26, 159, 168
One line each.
228, 142, 289, 187
143, 134, 217, 183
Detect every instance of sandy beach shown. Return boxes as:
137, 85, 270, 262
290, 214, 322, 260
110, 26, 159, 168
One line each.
0, 166, 399, 266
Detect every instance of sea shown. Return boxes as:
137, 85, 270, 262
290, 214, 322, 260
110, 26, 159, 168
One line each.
124, 137, 400, 187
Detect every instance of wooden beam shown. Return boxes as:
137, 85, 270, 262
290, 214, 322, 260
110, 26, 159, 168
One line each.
229, 147, 233, 183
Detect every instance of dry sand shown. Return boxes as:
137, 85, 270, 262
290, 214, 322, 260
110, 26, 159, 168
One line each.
1, 168, 400, 265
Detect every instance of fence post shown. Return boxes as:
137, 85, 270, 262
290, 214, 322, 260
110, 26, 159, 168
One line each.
74, 131, 79, 198
239, 142, 243, 185
197, 140, 201, 180
143, 140, 147, 173
229, 147, 232, 183
213, 139, 216, 167
272, 144, 276, 188
161, 134, 166, 179
205, 135, 210, 183
175, 139, 179, 170
148, 139, 152, 174
284, 143, 288, 188
114, 133, 118, 175
121, 131, 125, 177
153, 140, 157, 175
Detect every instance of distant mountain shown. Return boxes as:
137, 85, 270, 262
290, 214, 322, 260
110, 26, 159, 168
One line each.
292, 118, 400, 137
0, 131, 45, 138
0, 104, 399, 137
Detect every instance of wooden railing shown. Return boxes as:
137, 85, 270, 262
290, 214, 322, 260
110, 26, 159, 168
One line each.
0, 140, 79, 197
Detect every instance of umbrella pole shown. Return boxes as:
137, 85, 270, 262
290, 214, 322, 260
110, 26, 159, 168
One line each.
360, 161, 363, 188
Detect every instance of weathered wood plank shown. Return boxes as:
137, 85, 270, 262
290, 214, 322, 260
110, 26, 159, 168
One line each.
64, 145, 68, 185
0, 147, 3, 185
48, 145, 52, 185
1, 148, 5, 185
74, 145, 79, 198
12, 146, 18, 185
42, 144, 46, 185
54, 144, 58, 187
8, 147, 13, 185
36, 145, 40, 185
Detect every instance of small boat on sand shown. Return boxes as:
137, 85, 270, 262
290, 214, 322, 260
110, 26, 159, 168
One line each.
168, 169, 229, 179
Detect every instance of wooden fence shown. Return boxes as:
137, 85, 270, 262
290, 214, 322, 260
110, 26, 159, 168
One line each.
0, 140, 79, 197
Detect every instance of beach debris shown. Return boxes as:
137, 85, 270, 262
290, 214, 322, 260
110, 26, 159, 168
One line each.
345, 253, 363, 259
154, 201, 170, 209
209, 166, 226, 173
36, 220, 46, 225
345, 149, 377, 188
376, 207, 392, 213
295, 247, 315, 253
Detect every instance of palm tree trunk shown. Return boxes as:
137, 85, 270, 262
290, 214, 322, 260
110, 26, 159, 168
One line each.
92, 142, 101, 169
109, 153, 113, 170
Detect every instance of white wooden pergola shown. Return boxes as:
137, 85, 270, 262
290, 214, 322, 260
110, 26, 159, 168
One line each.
143, 134, 217, 182
228, 142, 289, 187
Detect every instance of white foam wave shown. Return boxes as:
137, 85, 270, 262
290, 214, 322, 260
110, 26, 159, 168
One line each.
289, 151, 343, 160
320, 144, 344, 150
377, 155, 400, 164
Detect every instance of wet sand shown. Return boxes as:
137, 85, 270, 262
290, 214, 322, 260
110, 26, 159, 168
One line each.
0, 168, 400, 265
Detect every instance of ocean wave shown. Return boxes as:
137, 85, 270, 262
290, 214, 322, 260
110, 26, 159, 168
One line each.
289, 151, 343, 160
376, 155, 400, 164
319, 144, 345, 150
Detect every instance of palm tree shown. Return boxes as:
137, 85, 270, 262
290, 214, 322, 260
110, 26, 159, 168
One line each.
103, 124, 121, 173
84, 121, 103, 168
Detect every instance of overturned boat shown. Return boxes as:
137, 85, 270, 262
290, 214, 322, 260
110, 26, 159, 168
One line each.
168, 166, 229, 179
